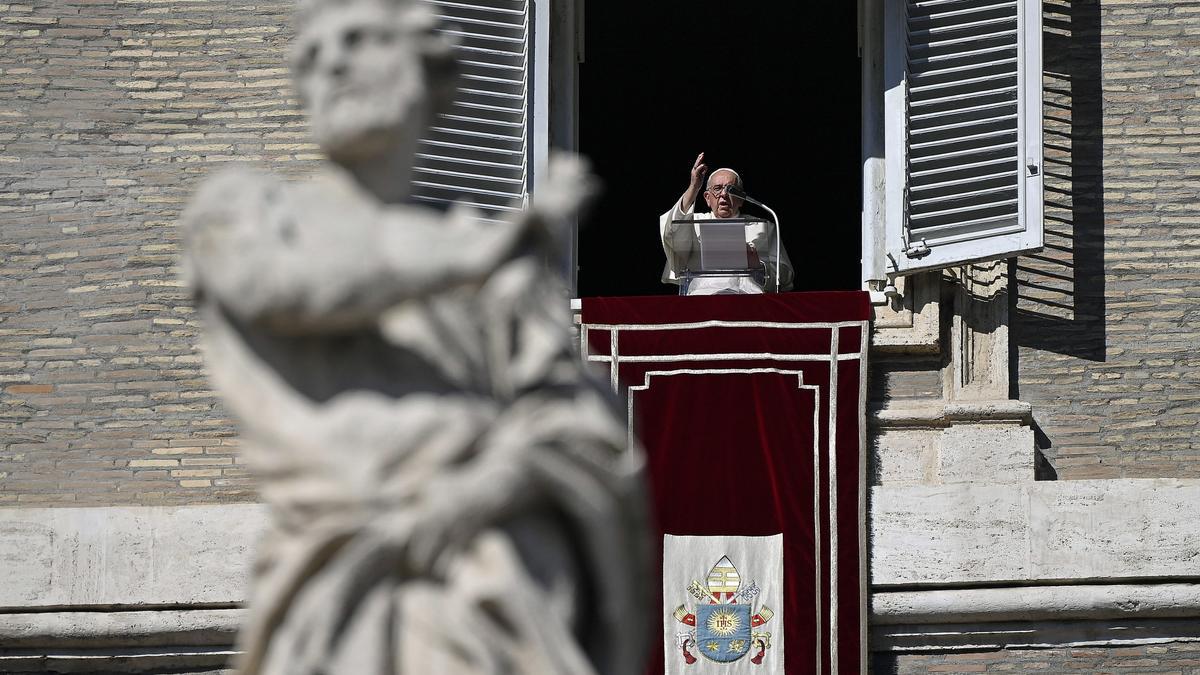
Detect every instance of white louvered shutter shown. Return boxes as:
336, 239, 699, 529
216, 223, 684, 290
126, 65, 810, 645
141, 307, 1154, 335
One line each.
414, 0, 529, 221
884, 0, 1042, 274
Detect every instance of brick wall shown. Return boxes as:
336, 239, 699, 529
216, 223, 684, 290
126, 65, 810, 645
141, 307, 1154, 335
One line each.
0, 0, 315, 505
874, 642, 1200, 673
3, 0, 1197, 492
1015, 0, 1200, 479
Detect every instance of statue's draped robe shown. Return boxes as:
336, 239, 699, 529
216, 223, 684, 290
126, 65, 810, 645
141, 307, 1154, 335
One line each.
185, 169, 647, 675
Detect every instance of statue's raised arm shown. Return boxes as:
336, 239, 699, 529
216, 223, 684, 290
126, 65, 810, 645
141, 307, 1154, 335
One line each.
182, 161, 586, 333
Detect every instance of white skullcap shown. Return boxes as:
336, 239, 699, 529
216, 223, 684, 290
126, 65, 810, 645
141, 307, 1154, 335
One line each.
707, 168, 742, 189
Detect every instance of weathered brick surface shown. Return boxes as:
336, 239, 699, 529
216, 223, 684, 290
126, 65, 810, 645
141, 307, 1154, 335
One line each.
874, 641, 1200, 673
1, 0, 1195, 497
1015, 1, 1200, 479
0, 0, 316, 505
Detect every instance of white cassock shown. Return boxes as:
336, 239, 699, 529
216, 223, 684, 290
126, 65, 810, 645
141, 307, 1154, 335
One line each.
659, 198, 794, 296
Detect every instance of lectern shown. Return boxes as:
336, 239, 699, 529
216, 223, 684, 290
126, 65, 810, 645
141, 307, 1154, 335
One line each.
669, 217, 784, 295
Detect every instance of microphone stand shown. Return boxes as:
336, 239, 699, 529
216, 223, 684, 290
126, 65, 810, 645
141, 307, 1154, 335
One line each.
729, 188, 782, 292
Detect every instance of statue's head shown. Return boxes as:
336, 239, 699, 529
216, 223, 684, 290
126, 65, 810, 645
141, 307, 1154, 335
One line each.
291, 0, 458, 165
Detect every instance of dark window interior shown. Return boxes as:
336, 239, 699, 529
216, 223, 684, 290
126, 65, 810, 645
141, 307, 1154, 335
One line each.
577, 2, 862, 297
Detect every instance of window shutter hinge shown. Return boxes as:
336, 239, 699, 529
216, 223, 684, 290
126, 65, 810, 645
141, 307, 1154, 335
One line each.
904, 239, 931, 259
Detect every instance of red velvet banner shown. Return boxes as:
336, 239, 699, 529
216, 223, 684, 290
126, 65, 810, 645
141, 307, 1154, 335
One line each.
580, 292, 870, 674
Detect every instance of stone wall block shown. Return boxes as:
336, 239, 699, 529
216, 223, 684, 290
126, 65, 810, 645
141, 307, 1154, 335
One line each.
938, 424, 1033, 484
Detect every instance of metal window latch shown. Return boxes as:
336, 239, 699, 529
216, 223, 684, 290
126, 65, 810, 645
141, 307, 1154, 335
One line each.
904, 240, 931, 259
1027, 162, 1040, 176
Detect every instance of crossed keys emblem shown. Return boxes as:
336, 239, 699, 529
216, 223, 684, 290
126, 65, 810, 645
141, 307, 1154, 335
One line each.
671, 555, 774, 665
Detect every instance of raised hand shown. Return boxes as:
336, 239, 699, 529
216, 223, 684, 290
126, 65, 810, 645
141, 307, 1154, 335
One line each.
690, 152, 708, 192
681, 151, 708, 213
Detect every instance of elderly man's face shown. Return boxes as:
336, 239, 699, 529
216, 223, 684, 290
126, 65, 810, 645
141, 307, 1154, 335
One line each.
291, 3, 428, 163
703, 169, 743, 218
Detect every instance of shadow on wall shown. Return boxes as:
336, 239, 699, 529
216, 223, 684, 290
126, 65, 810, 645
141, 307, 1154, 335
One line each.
870, 653, 901, 674
1011, 0, 1106, 363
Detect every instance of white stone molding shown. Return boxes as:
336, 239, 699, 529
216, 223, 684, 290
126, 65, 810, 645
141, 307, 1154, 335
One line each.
0, 504, 264, 609
0, 505, 264, 671
0, 609, 243, 649
946, 262, 1011, 402
873, 584, 1200, 625
870, 272, 940, 353
872, 617, 1200, 653
872, 479, 1200, 586
870, 399, 1033, 428
0, 644, 239, 674
869, 479, 1200, 651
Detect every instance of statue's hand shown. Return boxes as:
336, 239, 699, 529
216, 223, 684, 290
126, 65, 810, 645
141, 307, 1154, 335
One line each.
524, 151, 601, 244
181, 167, 283, 304
403, 475, 498, 578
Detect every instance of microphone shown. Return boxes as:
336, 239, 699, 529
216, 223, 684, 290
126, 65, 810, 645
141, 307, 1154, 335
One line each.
725, 185, 764, 208
724, 186, 783, 293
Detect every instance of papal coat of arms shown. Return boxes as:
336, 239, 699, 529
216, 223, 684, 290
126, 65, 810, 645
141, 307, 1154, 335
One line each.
672, 555, 774, 666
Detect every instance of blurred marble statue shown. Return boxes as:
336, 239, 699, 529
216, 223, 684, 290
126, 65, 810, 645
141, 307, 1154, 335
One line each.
180, 0, 648, 673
